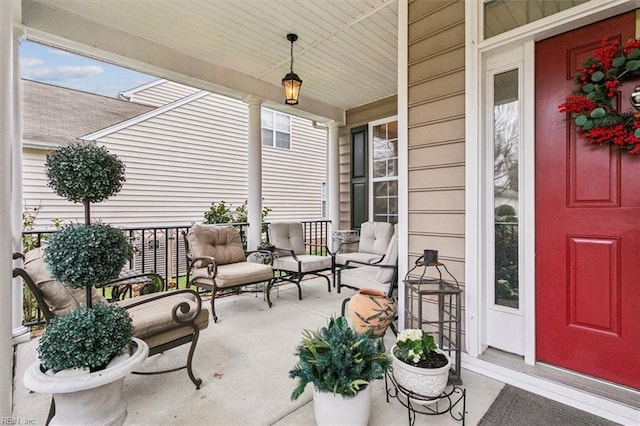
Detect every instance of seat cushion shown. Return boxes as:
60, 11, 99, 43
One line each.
274, 254, 332, 273
116, 292, 209, 349
340, 266, 390, 295
190, 261, 274, 289
376, 233, 398, 283
269, 222, 306, 255
358, 222, 394, 255
186, 224, 246, 267
23, 247, 108, 317
335, 252, 383, 266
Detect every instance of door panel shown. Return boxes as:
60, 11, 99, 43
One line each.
535, 12, 640, 389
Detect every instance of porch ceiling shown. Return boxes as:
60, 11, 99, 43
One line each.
19, 0, 399, 123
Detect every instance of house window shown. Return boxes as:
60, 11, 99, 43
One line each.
261, 109, 291, 149
370, 118, 398, 224
483, 0, 588, 39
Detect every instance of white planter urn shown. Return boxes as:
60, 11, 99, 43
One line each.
23, 338, 149, 426
390, 345, 451, 398
313, 383, 371, 426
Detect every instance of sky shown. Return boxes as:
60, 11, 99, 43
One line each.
20, 40, 158, 98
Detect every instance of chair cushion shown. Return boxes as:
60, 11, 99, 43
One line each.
23, 247, 108, 317
340, 266, 390, 295
376, 233, 398, 283
190, 261, 273, 289
186, 225, 246, 267
274, 254, 332, 273
335, 252, 383, 266
269, 222, 306, 255
358, 221, 394, 255
115, 292, 209, 349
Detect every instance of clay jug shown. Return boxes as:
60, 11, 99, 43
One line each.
347, 289, 396, 337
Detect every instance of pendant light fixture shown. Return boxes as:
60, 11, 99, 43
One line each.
282, 33, 302, 105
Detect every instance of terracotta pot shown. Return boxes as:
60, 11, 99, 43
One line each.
347, 289, 396, 337
390, 345, 451, 398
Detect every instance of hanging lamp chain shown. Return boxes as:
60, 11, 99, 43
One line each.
290, 39, 295, 72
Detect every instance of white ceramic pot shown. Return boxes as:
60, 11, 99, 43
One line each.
313, 383, 371, 426
23, 338, 149, 426
390, 345, 451, 398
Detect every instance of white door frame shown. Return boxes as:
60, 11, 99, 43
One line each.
464, 0, 638, 365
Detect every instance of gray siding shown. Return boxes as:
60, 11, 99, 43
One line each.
124, 80, 200, 107
23, 87, 327, 228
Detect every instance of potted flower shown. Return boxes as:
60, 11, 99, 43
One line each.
289, 316, 390, 426
391, 328, 451, 398
22, 143, 148, 426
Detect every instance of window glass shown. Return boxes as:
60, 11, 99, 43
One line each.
484, 0, 588, 39
371, 119, 398, 224
493, 69, 519, 309
261, 108, 291, 149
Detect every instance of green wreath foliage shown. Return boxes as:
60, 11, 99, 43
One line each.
45, 142, 126, 204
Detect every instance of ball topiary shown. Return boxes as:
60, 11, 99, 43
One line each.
45, 142, 125, 204
44, 223, 133, 289
37, 303, 134, 372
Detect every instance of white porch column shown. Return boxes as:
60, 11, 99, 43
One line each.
327, 121, 340, 234
12, 26, 28, 344
245, 97, 263, 251
1, 0, 17, 417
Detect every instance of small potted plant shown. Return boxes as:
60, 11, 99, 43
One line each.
289, 316, 390, 426
390, 328, 451, 397
22, 143, 148, 426
257, 239, 275, 252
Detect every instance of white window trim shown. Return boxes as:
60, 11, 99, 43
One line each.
368, 115, 398, 223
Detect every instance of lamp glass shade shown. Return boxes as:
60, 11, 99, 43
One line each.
282, 72, 302, 105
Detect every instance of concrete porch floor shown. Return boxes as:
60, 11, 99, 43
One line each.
12, 278, 505, 425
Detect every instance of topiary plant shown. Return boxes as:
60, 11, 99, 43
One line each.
45, 142, 125, 205
289, 316, 390, 400
37, 303, 133, 372
37, 143, 134, 372
44, 223, 132, 289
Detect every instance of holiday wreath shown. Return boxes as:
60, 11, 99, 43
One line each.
559, 38, 640, 154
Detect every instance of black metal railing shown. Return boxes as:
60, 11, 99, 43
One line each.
19, 219, 330, 326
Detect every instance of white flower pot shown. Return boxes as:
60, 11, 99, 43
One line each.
313, 384, 371, 426
23, 338, 149, 426
390, 345, 451, 398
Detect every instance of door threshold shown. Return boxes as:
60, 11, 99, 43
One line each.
479, 348, 639, 410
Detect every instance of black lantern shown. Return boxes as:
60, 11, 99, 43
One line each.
282, 33, 302, 105
631, 85, 640, 110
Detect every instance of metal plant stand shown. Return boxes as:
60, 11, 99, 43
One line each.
385, 371, 466, 425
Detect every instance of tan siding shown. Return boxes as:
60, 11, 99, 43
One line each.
22, 91, 327, 228
407, 0, 466, 343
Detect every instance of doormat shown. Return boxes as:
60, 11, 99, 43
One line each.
477, 385, 620, 426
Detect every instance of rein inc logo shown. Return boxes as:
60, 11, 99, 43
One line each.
1, 418, 34, 425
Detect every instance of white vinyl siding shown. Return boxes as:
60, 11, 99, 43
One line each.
124, 80, 200, 107
22, 83, 327, 227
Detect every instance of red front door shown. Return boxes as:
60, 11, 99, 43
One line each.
536, 12, 640, 389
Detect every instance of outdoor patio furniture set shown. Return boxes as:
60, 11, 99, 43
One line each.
183, 220, 399, 323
